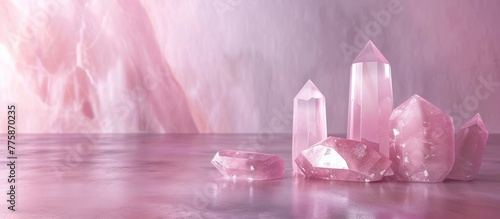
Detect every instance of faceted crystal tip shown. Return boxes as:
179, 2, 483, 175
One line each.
408, 94, 426, 104
390, 94, 428, 120
461, 113, 487, 131
294, 79, 324, 100
353, 40, 389, 64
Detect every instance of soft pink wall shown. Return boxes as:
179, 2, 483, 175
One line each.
0, 0, 499, 133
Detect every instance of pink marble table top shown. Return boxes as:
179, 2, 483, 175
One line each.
1, 134, 499, 218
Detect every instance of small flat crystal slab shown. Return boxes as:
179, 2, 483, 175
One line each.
211, 150, 284, 181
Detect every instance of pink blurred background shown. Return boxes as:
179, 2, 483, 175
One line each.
0, 0, 499, 134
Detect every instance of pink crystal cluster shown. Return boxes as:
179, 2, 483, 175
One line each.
291, 41, 396, 182
388, 95, 489, 182
290, 41, 489, 183
211, 41, 489, 183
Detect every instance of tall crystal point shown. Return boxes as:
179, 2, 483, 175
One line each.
347, 41, 393, 162
292, 80, 327, 174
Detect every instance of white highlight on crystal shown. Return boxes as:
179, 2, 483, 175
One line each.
314, 147, 348, 169
393, 129, 400, 136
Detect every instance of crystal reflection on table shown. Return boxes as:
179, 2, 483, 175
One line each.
1, 134, 499, 218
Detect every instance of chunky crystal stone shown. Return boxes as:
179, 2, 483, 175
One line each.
295, 137, 392, 182
211, 150, 284, 181
292, 80, 327, 174
447, 113, 489, 180
389, 95, 455, 182
347, 41, 393, 174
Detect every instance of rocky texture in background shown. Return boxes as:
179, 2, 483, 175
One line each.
0, 0, 499, 133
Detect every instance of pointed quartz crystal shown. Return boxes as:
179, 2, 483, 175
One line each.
295, 137, 392, 182
211, 150, 285, 181
347, 41, 393, 172
389, 95, 455, 182
292, 80, 327, 174
447, 114, 489, 180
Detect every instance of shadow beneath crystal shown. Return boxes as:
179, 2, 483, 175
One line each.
289, 176, 470, 219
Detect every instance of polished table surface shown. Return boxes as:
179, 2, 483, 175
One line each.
1, 134, 500, 219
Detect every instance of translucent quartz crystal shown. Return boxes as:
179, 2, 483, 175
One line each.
295, 137, 392, 182
292, 80, 327, 174
447, 114, 489, 180
211, 150, 284, 181
347, 41, 393, 171
389, 95, 455, 182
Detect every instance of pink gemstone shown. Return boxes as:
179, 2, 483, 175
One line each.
295, 137, 392, 182
389, 95, 455, 182
292, 80, 327, 174
211, 150, 284, 181
447, 114, 489, 180
347, 41, 393, 173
